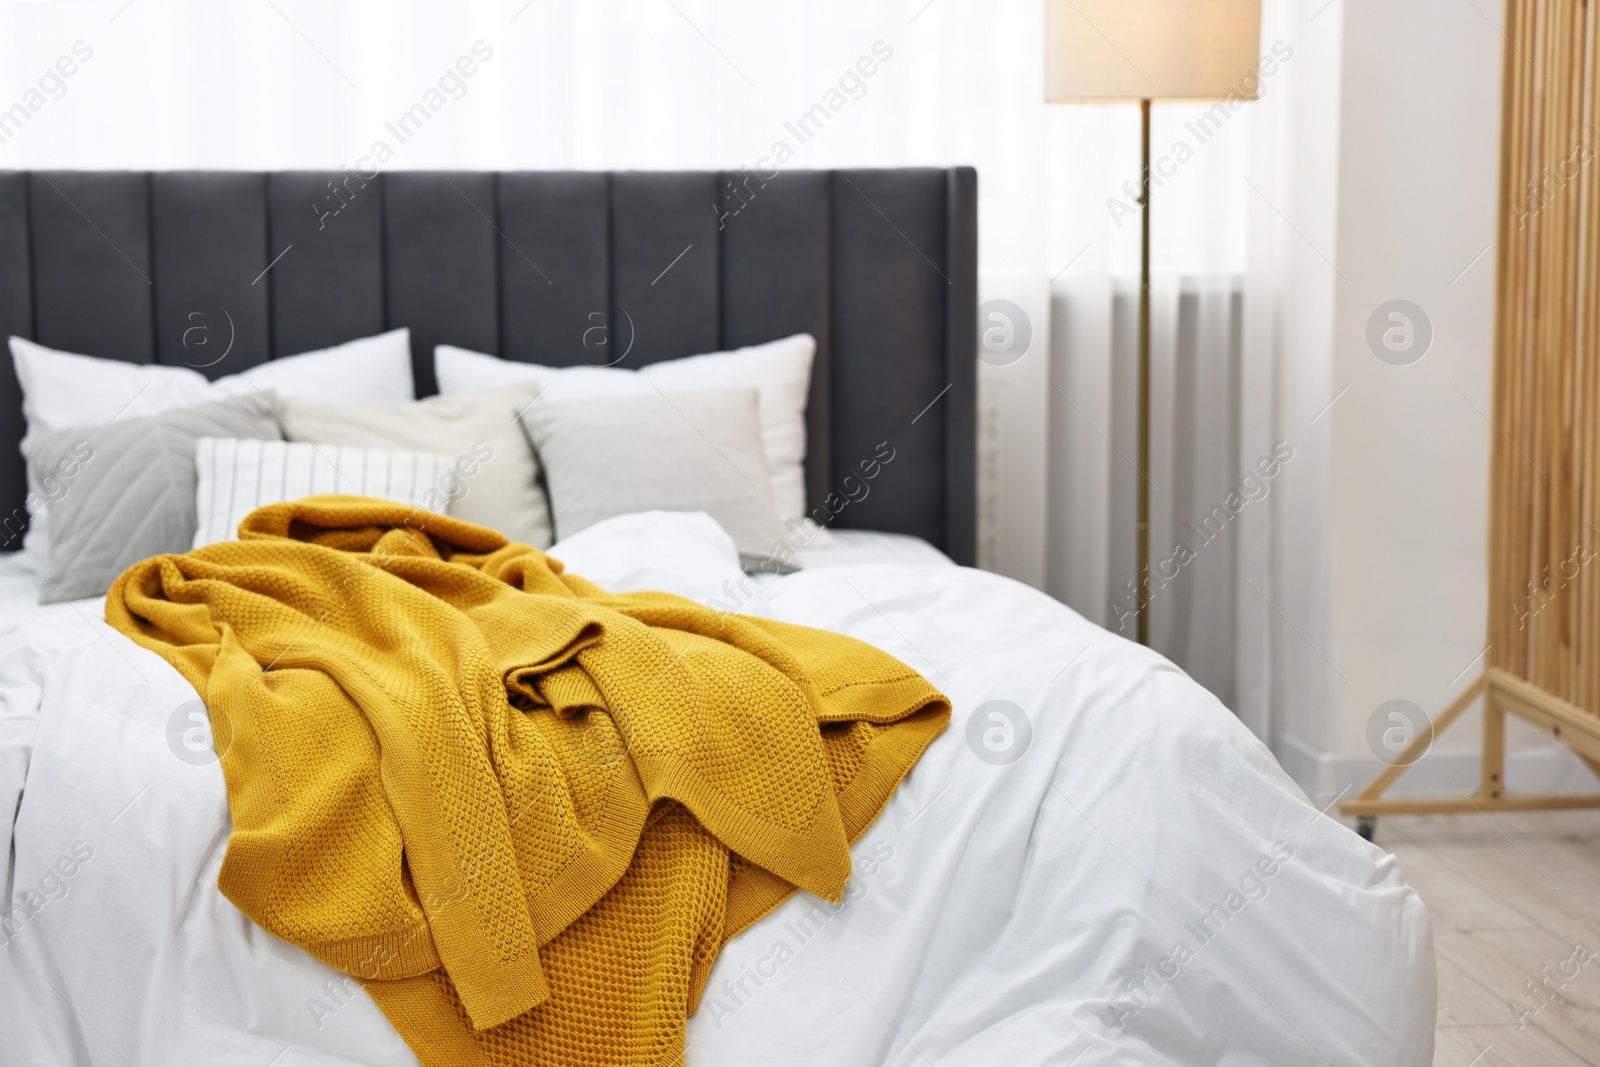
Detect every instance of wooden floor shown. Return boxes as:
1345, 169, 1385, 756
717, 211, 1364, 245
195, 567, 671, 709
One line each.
1361, 810, 1600, 1066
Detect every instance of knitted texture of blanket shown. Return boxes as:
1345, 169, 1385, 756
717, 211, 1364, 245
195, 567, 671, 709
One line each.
104, 496, 949, 1066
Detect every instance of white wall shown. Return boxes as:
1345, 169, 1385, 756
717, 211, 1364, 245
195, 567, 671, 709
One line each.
1325, 0, 1500, 753
1269, 0, 1590, 796
1257, 0, 1346, 755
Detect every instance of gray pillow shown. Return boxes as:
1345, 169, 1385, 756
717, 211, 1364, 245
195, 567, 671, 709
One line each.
519, 388, 798, 573
280, 384, 553, 547
22, 393, 283, 603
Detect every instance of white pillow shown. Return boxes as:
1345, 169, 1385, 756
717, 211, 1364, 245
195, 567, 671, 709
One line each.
434, 333, 814, 523
9, 329, 414, 563
546, 511, 746, 605
11, 329, 414, 435
191, 437, 455, 548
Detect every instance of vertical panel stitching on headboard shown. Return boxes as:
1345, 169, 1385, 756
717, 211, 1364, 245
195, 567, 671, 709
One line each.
825, 170, 838, 521
605, 172, 616, 367
823, 170, 837, 516
712, 170, 723, 353
491, 171, 504, 361
259, 171, 275, 362
832, 168, 844, 515
144, 172, 158, 362
715, 170, 727, 353
377, 172, 391, 332
800, 169, 829, 521
23, 172, 36, 342
715, 171, 723, 352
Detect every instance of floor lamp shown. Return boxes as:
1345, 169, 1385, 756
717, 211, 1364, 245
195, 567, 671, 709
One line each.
1046, 0, 1263, 646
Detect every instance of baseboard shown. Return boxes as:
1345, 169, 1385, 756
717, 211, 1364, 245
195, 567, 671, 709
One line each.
1271, 734, 1600, 805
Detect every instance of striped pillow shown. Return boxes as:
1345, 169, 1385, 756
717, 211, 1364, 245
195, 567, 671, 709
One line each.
192, 437, 458, 548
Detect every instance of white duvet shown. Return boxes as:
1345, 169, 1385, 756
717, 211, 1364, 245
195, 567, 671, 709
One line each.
0, 512, 1433, 1066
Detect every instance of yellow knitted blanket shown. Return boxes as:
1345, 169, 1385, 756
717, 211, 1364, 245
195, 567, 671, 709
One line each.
104, 496, 948, 1066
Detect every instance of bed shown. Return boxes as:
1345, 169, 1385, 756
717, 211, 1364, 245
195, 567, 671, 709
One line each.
0, 168, 1433, 1066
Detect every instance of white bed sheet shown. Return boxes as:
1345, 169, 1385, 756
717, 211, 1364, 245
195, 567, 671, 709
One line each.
0, 548, 45, 620
0, 512, 1433, 1066
792, 526, 955, 570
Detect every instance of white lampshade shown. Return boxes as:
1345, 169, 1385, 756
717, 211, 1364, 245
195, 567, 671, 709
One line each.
1045, 0, 1264, 102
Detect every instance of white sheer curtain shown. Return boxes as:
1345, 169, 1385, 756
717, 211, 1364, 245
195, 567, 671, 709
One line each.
1045, 95, 1268, 725
0, 0, 1290, 739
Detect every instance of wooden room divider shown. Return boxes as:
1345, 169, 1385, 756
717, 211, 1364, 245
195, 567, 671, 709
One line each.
1343, 0, 1600, 836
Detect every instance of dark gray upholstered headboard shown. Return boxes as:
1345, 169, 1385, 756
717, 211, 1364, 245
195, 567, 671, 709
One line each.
0, 168, 976, 563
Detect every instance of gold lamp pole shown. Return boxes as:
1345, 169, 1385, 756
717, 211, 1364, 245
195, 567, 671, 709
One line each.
1046, 0, 1263, 646
1137, 96, 1151, 645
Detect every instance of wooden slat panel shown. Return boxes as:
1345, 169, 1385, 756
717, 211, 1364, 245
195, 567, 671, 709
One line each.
1489, 0, 1600, 717
1578, 0, 1600, 709
1489, 0, 1533, 679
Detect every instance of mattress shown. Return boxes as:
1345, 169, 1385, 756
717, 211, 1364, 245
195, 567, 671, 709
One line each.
0, 511, 1434, 1066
